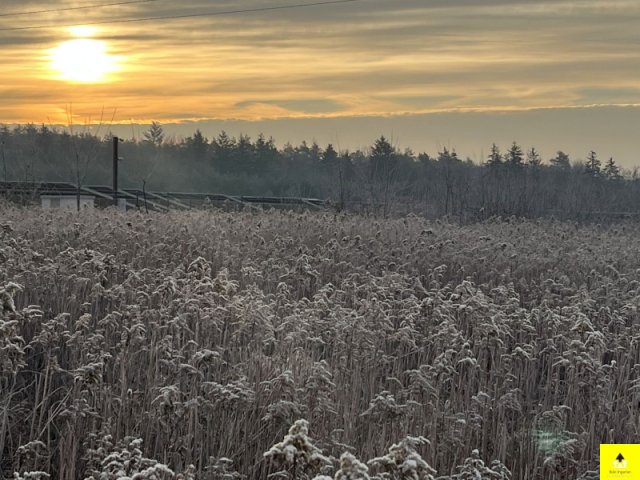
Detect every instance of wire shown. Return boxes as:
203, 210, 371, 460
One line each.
0, 0, 367, 32
0, 0, 165, 18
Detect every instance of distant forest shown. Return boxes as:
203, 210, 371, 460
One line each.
2, 122, 639, 218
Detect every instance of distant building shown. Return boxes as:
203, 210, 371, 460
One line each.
41, 194, 95, 210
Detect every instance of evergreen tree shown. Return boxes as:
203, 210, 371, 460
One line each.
184, 129, 208, 160
526, 147, 542, 168
603, 157, 621, 180
296, 140, 311, 161
437, 147, 459, 163
369, 136, 396, 180
550, 151, 570, 170
310, 142, 322, 163
585, 150, 601, 178
212, 131, 236, 174
487, 143, 503, 167
254, 134, 278, 174
506, 141, 524, 169
368, 136, 398, 215
234, 134, 255, 173
143, 121, 164, 147
322, 144, 338, 169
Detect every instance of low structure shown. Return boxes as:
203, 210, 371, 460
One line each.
1, 181, 327, 212
41, 194, 95, 210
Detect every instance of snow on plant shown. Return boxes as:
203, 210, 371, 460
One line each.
442, 449, 511, 479
204, 457, 246, 480
2, 206, 639, 479
201, 377, 255, 411
304, 360, 337, 418
11, 472, 50, 480
264, 419, 332, 479
361, 391, 407, 422
1, 282, 23, 314
84, 437, 174, 480
13, 441, 49, 476
368, 436, 436, 480
334, 453, 370, 480
0, 284, 29, 374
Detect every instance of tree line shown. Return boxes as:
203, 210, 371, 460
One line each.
1, 122, 639, 218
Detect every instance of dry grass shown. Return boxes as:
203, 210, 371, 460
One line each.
1, 206, 637, 479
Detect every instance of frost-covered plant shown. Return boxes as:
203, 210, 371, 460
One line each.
13, 440, 49, 474
261, 370, 305, 424
368, 436, 436, 480
0, 282, 23, 314
444, 450, 511, 479
12, 472, 50, 480
304, 360, 337, 418
361, 392, 407, 422
264, 419, 332, 479
335, 453, 370, 480
3, 206, 639, 479
0, 314, 27, 376
204, 457, 246, 480
84, 438, 174, 480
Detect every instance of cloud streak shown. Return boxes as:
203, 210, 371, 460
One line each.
0, 0, 639, 129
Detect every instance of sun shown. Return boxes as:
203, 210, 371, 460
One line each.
50, 33, 120, 83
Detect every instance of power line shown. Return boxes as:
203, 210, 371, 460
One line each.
0, 0, 367, 32
0, 0, 165, 18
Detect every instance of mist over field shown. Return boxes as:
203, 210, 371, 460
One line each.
2, 124, 640, 219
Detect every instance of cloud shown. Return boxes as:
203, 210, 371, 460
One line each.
236, 99, 344, 114
0, 0, 639, 137
579, 88, 640, 104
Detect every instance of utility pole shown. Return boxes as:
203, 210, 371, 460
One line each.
1, 140, 6, 183
113, 136, 119, 207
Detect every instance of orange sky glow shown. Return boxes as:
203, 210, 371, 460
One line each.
1, 0, 639, 163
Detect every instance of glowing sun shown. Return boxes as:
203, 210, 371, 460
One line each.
50, 35, 119, 83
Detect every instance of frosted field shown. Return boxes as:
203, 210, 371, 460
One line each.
2, 206, 639, 479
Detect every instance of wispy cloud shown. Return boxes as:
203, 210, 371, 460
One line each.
0, 0, 639, 123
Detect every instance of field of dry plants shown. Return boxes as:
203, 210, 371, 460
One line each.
1, 205, 639, 480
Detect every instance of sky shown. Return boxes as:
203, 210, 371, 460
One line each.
1, 0, 640, 165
